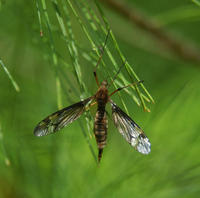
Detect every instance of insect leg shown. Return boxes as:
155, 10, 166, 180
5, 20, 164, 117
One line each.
108, 60, 127, 88
85, 101, 97, 111
93, 29, 111, 87
109, 80, 144, 97
93, 69, 100, 87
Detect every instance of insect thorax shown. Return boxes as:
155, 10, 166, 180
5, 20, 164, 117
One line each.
95, 87, 109, 104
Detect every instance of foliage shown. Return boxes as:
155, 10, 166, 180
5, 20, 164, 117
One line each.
0, 0, 200, 198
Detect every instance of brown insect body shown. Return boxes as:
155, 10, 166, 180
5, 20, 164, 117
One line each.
34, 78, 151, 164
94, 80, 109, 163
33, 31, 151, 164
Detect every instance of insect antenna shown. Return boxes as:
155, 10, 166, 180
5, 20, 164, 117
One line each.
109, 80, 144, 97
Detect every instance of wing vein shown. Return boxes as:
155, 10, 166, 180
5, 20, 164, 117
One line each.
111, 100, 151, 154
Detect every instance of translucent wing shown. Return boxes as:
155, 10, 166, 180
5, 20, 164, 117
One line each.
34, 97, 92, 136
111, 101, 151, 154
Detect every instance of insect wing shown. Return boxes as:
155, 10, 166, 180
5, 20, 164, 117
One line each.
34, 97, 92, 136
111, 101, 151, 154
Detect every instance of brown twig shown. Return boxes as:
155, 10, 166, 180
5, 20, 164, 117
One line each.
100, 0, 200, 64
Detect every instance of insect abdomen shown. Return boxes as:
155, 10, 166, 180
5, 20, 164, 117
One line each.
94, 102, 108, 163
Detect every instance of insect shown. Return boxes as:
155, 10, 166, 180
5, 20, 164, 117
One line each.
34, 31, 151, 163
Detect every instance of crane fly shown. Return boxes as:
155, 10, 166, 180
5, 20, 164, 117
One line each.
34, 31, 151, 163
34, 76, 151, 163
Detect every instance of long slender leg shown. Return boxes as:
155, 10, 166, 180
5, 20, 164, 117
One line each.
108, 60, 127, 88
93, 70, 100, 87
93, 29, 111, 87
85, 101, 97, 111
109, 80, 144, 97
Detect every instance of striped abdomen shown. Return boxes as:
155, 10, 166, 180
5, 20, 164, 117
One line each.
94, 101, 108, 163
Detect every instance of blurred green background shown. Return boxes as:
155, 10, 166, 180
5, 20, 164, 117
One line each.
0, 0, 200, 198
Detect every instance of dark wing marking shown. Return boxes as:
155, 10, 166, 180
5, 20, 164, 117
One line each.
34, 97, 92, 136
111, 101, 151, 154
